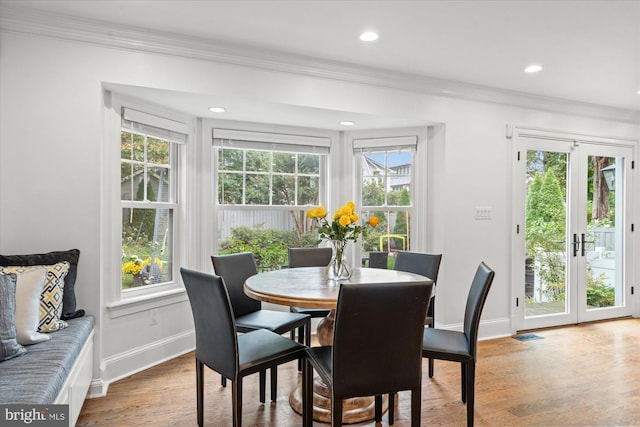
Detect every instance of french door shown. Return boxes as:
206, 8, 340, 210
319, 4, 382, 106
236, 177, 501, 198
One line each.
512, 129, 635, 331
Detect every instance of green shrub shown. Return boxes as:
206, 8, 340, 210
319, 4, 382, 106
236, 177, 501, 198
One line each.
219, 225, 317, 271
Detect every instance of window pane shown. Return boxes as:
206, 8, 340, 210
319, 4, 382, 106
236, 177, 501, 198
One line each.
147, 167, 170, 202
218, 208, 317, 271
362, 178, 385, 206
298, 154, 320, 174
218, 173, 243, 205
298, 176, 319, 205
121, 131, 144, 162
273, 175, 295, 205
273, 152, 295, 173
246, 150, 270, 172
246, 174, 269, 204
122, 208, 173, 289
361, 209, 411, 254
219, 148, 243, 171
121, 162, 145, 201
362, 149, 413, 207
147, 137, 170, 165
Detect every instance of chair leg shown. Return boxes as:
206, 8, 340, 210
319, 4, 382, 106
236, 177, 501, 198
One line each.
332, 396, 343, 427
270, 367, 277, 402
411, 387, 421, 427
466, 362, 475, 427
196, 360, 204, 427
374, 395, 382, 422
221, 375, 227, 387
297, 325, 304, 371
305, 319, 311, 347
428, 358, 434, 377
461, 363, 467, 403
232, 378, 242, 427
388, 392, 395, 424
303, 359, 313, 427
259, 370, 266, 403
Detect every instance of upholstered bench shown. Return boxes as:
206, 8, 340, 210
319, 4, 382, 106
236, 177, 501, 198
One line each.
0, 316, 94, 426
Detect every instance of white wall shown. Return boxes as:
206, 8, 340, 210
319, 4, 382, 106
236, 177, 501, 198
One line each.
1, 29, 638, 395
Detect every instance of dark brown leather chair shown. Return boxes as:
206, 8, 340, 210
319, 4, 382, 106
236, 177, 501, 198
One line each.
394, 251, 443, 378
304, 280, 433, 427
367, 251, 389, 269
211, 252, 310, 401
422, 262, 495, 427
180, 268, 311, 427
287, 247, 332, 369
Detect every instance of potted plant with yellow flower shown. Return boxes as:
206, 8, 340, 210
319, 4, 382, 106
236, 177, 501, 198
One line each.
307, 201, 379, 281
122, 255, 164, 287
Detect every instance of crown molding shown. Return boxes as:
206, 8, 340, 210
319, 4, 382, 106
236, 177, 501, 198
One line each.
2, 4, 639, 125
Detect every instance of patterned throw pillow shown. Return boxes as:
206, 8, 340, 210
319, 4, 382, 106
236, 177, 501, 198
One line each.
0, 262, 70, 333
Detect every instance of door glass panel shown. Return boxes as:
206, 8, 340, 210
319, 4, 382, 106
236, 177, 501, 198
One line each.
524, 150, 569, 317
585, 156, 623, 310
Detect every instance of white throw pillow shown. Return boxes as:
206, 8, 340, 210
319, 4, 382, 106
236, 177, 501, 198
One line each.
13, 268, 50, 345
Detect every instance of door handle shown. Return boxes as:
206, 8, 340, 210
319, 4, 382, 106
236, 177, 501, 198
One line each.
580, 233, 596, 256
572, 233, 580, 257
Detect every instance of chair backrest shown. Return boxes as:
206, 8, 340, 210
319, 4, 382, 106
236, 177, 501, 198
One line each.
288, 247, 332, 268
463, 262, 495, 359
394, 251, 442, 284
211, 252, 261, 317
331, 281, 433, 399
367, 252, 388, 269
180, 267, 238, 380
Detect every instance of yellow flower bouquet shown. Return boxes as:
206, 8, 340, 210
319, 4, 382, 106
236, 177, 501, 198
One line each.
307, 201, 378, 280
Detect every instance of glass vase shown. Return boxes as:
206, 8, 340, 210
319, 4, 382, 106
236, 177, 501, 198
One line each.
327, 240, 352, 282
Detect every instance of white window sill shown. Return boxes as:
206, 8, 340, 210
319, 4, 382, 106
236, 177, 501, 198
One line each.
107, 286, 188, 318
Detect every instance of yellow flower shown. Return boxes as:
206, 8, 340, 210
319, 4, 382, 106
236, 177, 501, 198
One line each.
122, 260, 144, 275
307, 206, 327, 219
307, 202, 376, 244
368, 216, 380, 227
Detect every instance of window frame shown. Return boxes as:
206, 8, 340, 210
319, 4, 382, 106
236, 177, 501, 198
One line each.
209, 121, 336, 260
104, 93, 193, 317
347, 128, 429, 262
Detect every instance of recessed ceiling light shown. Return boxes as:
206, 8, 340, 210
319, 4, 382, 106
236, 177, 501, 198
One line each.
359, 32, 378, 42
637, 89, 640, 95
524, 64, 543, 73
208, 106, 226, 113
340, 121, 355, 126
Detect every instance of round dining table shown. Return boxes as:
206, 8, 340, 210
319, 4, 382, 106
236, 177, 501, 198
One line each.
244, 266, 433, 424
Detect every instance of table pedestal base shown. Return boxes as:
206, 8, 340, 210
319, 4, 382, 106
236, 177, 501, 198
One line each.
289, 377, 388, 424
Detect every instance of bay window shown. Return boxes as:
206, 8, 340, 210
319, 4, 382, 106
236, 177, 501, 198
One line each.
213, 128, 330, 270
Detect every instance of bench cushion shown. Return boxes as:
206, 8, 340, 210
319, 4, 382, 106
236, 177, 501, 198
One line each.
0, 315, 94, 404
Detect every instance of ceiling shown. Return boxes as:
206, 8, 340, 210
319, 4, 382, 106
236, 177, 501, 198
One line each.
3, 0, 640, 129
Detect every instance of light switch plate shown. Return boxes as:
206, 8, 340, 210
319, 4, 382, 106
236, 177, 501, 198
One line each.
475, 206, 492, 220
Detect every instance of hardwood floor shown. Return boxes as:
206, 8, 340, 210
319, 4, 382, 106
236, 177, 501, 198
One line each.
76, 318, 640, 426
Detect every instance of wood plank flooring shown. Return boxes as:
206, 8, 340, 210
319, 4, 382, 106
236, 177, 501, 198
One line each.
76, 318, 640, 426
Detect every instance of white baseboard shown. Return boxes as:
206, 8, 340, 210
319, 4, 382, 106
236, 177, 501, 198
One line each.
435, 317, 511, 341
93, 330, 195, 397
